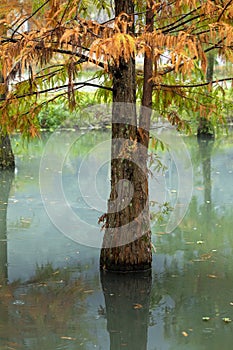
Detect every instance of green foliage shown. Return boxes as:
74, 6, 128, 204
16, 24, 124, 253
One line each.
94, 70, 113, 104
151, 73, 232, 135
38, 99, 71, 130
150, 201, 173, 225
37, 92, 99, 130
32, 0, 46, 13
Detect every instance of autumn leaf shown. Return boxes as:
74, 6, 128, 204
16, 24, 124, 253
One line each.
207, 274, 217, 279
60, 336, 76, 340
202, 316, 211, 321
182, 331, 189, 337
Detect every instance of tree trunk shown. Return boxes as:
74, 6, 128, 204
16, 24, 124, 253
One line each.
197, 52, 215, 139
0, 170, 14, 285
101, 270, 152, 350
100, 0, 153, 271
0, 133, 15, 169
0, 73, 15, 169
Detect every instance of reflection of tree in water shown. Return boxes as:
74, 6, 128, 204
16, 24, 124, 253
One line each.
101, 271, 152, 350
198, 138, 214, 217
149, 139, 233, 349
0, 263, 96, 350
0, 169, 14, 285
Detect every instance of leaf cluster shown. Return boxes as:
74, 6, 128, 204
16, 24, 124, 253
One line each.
0, 0, 233, 136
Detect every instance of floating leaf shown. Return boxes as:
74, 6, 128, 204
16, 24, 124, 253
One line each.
182, 331, 188, 337
202, 316, 210, 321
200, 253, 212, 260
207, 274, 217, 279
197, 240, 204, 244
60, 336, 76, 340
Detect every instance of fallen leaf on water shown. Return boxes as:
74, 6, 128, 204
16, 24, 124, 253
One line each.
182, 331, 188, 337
6, 341, 21, 348
222, 318, 231, 323
200, 253, 212, 260
133, 303, 143, 309
60, 336, 76, 340
202, 317, 210, 321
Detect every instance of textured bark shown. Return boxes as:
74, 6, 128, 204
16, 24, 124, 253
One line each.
100, 59, 152, 271
100, 0, 153, 272
0, 170, 14, 285
101, 270, 152, 350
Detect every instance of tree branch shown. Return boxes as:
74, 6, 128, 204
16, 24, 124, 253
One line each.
153, 77, 233, 89
11, 0, 50, 39
217, 0, 233, 22
160, 10, 203, 34
51, 48, 105, 68
0, 81, 112, 101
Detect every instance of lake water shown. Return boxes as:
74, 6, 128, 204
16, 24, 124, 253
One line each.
0, 129, 233, 350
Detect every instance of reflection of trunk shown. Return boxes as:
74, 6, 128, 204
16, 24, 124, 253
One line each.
100, 0, 152, 272
197, 52, 215, 139
198, 139, 214, 217
0, 170, 14, 284
0, 73, 15, 169
101, 271, 152, 350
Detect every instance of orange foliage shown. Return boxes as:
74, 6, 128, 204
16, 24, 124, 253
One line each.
0, 0, 233, 135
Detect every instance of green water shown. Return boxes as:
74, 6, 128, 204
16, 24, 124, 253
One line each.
0, 130, 233, 349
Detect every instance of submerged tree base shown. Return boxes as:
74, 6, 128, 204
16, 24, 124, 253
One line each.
100, 257, 152, 272
100, 234, 152, 272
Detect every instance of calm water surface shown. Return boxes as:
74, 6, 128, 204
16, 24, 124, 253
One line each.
0, 130, 233, 350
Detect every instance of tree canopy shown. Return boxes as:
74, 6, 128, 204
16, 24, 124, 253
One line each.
0, 0, 233, 136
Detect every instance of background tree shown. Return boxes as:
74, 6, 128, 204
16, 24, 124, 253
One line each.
197, 52, 216, 138
0, 0, 34, 168
0, 170, 14, 284
0, 0, 233, 271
